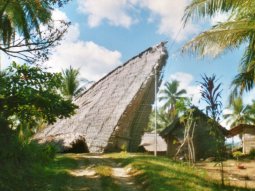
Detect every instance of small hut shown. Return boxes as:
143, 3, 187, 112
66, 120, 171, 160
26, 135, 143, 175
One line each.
160, 108, 228, 160
139, 132, 167, 154
227, 124, 255, 154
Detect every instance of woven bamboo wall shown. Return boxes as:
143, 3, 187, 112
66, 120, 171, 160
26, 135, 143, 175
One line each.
243, 128, 255, 154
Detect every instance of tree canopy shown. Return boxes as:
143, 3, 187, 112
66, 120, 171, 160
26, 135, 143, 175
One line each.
159, 80, 187, 117
0, 62, 77, 133
182, 0, 255, 98
61, 66, 86, 99
0, 0, 70, 63
224, 97, 255, 127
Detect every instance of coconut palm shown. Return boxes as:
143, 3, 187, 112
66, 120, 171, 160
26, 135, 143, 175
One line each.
0, 0, 52, 45
62, 66, 84, 99
224, 97, 255, 127
146, 108, 173, 132
182, 0, 255, 97
159, 80, 187, 117
0, 0, 70, 63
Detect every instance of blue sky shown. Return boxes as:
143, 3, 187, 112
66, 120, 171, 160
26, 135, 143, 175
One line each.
2, 0, 252, 129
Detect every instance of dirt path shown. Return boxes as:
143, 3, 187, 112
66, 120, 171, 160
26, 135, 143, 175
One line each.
67, 154, 141, 191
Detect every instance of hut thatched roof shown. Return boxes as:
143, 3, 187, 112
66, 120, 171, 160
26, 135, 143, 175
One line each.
160, 107, 229, 138
227, 124, 255, 137
140, 132, 167, 152
34, 42, 168, 153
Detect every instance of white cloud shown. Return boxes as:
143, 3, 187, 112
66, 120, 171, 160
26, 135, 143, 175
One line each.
77, 0, 136, 28
138, 0, 198, 41
77, 0, 199, 41
169, 72, 201, 105
45, 10, 122, 81
52, 9, 69, 21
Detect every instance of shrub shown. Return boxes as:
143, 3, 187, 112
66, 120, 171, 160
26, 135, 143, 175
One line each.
248, 148, 255, 159
232, 151, 243, 161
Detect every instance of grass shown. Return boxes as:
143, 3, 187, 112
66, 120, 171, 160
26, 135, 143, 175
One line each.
37, 154, 119, 191
2, 152, 254, 190
106, 152, 255, 191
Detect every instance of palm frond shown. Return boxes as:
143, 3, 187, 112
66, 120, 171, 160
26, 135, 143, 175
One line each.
183, 20, 255, 58
183, 0, 248, 26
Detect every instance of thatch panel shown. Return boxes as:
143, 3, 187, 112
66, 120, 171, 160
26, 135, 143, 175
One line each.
34, 42, 168, 153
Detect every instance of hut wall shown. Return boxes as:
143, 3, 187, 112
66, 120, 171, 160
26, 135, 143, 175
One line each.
166, 135, 180, 157
243, 127, 255, 154
193, 120, 224, 159
165, 119, 224, 159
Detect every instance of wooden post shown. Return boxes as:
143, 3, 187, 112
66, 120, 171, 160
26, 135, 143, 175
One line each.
154, 67, 157, 156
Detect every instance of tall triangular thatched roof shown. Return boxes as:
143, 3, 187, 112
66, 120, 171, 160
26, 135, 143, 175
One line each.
34, 42, 168, 153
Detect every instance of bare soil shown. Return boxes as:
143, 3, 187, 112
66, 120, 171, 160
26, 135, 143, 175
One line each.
67, 154, 141, 191
196, 160, 255, 189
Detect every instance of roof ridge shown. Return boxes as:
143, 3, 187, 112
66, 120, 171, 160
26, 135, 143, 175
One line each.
74, 41, 167, 100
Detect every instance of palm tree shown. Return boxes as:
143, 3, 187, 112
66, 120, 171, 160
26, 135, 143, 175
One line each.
146, 108, 174, 132
0, 0, 70, 63
224, 97, 255, 127
0, 0, 52, 45
182, 0, 255, 97
62, 66, 86, 99
159, 80, 187, 117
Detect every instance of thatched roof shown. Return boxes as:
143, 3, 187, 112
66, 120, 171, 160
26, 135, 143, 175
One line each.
139, 133, 167, 152
160, 107, 229, 138
34, 42, 168, 153
227, 124, 255, 137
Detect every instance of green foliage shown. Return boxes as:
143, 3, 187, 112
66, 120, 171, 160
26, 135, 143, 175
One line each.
248, 149, 255, 159
198, 74, 225, 185
199, 74, 222, 121
120, 144, 128, 152
146, 80, 189, 132
107, 153, 250, 191
0, 123, 57, 191
159, 80, 188, 117
0, 62, 77, 134
146, 108, 173, 132
62, 66, 86, 99
232, 151, 243, 160
224, 97, 255, 128
0, 0, 70, 63
183, 0, 255, 98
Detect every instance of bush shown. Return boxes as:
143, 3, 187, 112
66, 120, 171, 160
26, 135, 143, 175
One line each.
0, 123, 57, 191
248, 148, 255, 159
232, 151, 243, 160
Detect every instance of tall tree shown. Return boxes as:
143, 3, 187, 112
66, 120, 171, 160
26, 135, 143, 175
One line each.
61, 66, 86, 99
182, 0, 255, 98
147, 108, 173, 132
199, 74, 222, 120
0, 0, 70, 63
0, 62, 77, 135
159, 80, 187, 118
198, 74, 225, 186
224, 97, 255, 127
